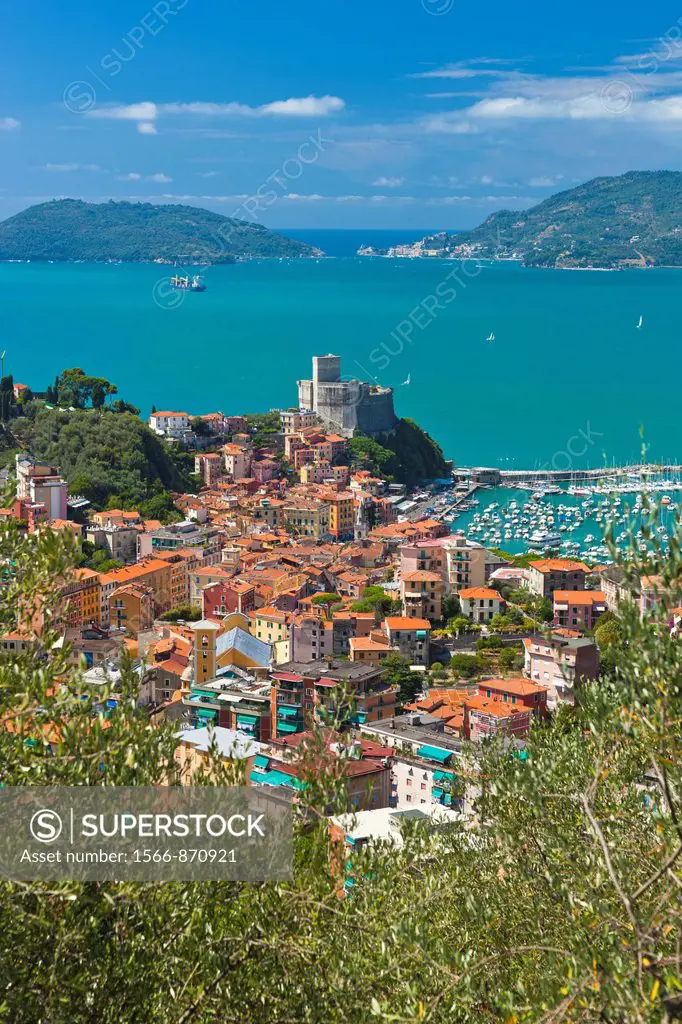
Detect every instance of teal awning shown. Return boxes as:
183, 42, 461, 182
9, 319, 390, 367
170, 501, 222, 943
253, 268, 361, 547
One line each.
349, 711, 367, 725
251, 768, 303, 789
416, 745, 452, 764
416, 630, 427, 639
433, 769, 455, 783
277, 707, 299, 718
196, 708, 217, 720
277, 722, 301, 734
444, 793, 453, 806
236, 712, 258, 724
432, 786, 444, 799
254, 754, 269, 769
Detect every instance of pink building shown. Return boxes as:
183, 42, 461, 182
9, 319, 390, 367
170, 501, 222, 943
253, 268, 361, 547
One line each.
253, 459, 280, 483
553, 590, 607, 631
524, 632, 599, 707
222, 443, 252, 481
15, 455, 67, 521
194, 452, 223, 487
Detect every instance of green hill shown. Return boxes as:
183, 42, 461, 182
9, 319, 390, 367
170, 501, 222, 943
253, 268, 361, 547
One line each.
349, 418, 449, 487
11, 406, 189, 516
423, 171, 682, 268
0, 199, 319, 263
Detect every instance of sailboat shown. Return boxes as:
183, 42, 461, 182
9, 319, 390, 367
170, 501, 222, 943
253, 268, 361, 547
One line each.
636, 315, 643, 329
401, 374, 411, 386
486, 332, 495, 342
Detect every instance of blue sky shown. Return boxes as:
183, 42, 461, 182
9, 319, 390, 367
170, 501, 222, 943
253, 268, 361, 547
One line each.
2, 0, 682, 229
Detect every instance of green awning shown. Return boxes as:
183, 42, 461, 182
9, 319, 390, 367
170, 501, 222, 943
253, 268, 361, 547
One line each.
432, 786, 444, 799
254, 754, 269, 769
277, 707, 299, 718
251, 768, 303, 789
277, 722, 301, 734
433, 769, 455, 782
350, 711, 367, 724
236, 713, 258, 724
416, 745, 452, 764
196, 708, 217, 720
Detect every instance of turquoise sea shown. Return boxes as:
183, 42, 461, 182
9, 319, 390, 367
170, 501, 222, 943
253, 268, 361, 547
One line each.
1, 240, 680, 468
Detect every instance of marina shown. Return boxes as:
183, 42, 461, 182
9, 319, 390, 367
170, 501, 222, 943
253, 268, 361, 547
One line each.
406, 468, 682, 561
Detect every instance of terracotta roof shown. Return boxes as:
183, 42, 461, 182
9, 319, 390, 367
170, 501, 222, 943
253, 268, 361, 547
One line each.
553, 590, 606, 605
465, 694, 529, 719
384, 616, 431, 630
529, 559, 590, 573
482, 677, 547, 697
459, 587, 502, 600
349, 636, 390, 652
401, 570, 442, 582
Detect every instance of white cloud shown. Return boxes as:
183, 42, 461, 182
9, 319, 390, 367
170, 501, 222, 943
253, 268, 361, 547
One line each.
198, 170, 219, 178
90, 101, 159, 121
88, 96, 345, 130
44, 162, 102, 172
372, 176, 405, 187
480, 175, 494, 185
527, 175, 564, 187
420, 115, 478, 134
410, 61, 511, 80
116, 172, 172, 182
257, 95, 344, 117
0, 117, 20, 132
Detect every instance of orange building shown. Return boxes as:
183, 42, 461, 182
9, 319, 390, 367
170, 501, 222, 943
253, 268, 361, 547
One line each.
109, 583, 155, 637
326, 490, 355, 541
99, 558, 172, 625
61, 567, 101, 627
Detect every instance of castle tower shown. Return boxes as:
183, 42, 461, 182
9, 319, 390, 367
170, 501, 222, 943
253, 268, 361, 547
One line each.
312, 353, 341, 409
297, 354, 397, 439
191, 619, 221, 685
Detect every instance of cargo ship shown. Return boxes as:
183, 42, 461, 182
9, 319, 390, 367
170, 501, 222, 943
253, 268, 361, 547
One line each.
170, 273, 206, 292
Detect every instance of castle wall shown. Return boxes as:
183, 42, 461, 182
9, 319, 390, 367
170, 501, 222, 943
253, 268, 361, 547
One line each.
296, 356, 398, 439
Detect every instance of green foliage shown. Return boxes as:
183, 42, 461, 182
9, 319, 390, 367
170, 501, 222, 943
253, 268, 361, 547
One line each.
350, 418, 448, 487
158, 605, 202, 622
12, 407, 189, 513
595, 617, 625, 649
380, 653, 424, 703
310, 592, 343, 618
476, 635, 503, 650
0, 375, 14, 422
350, 585, 397, 617
3, 505, 682, 1021
108, 399, 141, 415
498, 646, 523, 671
87, 549, 123, 573
53, 368, 117, 409
442, 593, 460, 620
0, 199, 318, 262
432, 170, 682, 267
448, 615, 473, 634
450, 652, 486, 677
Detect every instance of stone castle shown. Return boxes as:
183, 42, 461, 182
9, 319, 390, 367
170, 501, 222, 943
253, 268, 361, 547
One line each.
297, 354, 397, 439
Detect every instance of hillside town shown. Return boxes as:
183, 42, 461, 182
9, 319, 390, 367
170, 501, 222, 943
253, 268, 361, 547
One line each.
0, 355, 656, 854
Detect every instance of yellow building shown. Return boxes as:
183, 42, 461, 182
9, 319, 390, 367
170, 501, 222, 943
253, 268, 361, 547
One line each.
326, 491, 355, 540
249, 606, 291, 664
190, 619, 272, 684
